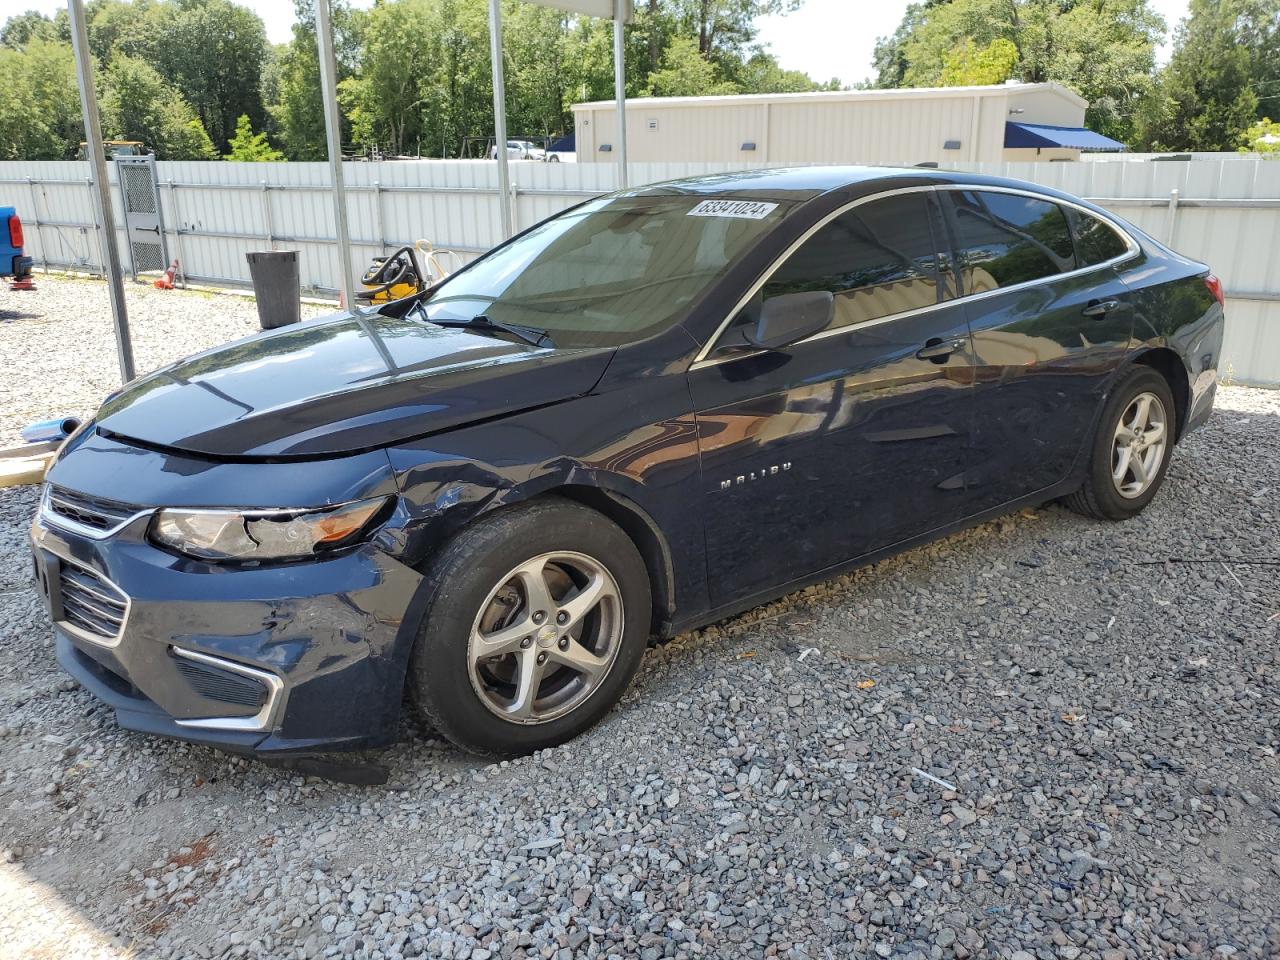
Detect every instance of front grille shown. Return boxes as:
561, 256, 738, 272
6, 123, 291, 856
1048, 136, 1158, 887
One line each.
175, 656, 268, 710
58, 562, 128, 642
46, 486, 143, 534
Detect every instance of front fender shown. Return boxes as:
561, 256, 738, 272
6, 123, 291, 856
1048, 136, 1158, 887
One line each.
384, 379, 707, 629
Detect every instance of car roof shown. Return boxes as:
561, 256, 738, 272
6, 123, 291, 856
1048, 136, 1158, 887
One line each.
629, 164, 1087, 207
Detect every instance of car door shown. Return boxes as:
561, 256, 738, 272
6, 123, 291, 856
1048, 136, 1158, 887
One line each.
689, 189, 976, 608
939, 188, 1137, 514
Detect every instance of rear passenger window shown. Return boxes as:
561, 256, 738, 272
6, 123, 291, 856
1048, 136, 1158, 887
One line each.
949, 191, 1075, 294
1073, 209, 1130, 265
759, 192, 944, 330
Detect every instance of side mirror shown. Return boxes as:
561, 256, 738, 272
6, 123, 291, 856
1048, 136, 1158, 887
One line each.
744, 290, 834, 350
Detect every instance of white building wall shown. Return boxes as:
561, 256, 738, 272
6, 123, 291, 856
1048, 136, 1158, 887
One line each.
574, 85, 1089, 166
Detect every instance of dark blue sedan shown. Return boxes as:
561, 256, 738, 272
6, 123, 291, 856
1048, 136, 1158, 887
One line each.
31, 167, 1224, 758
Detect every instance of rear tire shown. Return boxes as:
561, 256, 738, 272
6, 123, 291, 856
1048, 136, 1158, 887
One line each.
1064, 365, 1176, 521
408, 499, 650, 757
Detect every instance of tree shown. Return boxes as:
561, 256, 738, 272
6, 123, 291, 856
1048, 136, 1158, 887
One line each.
735, 50, 838, 93
940, 37, 1019, 86
224, 113, 283, 160
0, 38, 83, 160
873, 0, 1165, 143
1240, 117, 1280, 152
338, 0, 440, 157
101, 54, 217, 159
1, 10, 58, 49
1138, 0, 1278, 151
264, 0, 362, 160
147, 0, 270, 151
666, 0, 800, 59
646, 34, 738, 96
86, 0, 160, 63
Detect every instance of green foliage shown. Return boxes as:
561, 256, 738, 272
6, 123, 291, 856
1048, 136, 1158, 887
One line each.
0, 38, 83, 161
1240, 117, 1280, 153
646, 35, 739, 96
1, 10, 60, 49
149, 0, 270, 151
940, 37, 1019, 86
224, 113, 283, 161
875, 0, 1165, 143
1137, 0, 1278, 151
100, 54, 218, 159
736, 52, 838, 93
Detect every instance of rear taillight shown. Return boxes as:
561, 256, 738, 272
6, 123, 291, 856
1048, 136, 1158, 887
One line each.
1204, 273, 1224, 306
7, 215, 22, 250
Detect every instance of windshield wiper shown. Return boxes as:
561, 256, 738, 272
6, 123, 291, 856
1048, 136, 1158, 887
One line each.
421, 310, 554, 348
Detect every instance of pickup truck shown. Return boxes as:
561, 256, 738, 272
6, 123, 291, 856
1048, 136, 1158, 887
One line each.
2, 207, 34, 286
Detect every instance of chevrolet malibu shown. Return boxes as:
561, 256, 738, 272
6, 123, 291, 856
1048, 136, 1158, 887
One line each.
31, 167, 1224, 758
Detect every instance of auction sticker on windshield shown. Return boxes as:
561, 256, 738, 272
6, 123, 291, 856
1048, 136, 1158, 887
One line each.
687, 199, 779, 220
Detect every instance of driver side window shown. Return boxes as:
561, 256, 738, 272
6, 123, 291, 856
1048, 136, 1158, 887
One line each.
716, 192, 947, 353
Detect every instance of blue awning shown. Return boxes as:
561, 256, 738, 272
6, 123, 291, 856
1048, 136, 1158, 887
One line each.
1004, 122, 1126, 152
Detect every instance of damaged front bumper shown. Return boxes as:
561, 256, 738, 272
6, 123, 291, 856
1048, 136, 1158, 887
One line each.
30, 439, 423, 756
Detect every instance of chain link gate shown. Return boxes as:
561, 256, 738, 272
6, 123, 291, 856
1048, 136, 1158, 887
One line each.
115, 154, 169, 278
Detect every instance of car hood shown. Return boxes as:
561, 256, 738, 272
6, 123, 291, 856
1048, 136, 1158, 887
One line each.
95, 311, 614, 458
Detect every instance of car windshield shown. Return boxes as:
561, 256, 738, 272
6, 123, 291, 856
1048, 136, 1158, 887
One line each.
415, 193, 792, 348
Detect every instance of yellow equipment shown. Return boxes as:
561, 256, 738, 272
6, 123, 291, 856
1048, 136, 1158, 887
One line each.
357, 241, 463, 304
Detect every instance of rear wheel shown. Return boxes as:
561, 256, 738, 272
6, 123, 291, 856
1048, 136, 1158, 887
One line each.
408, 499, 650, 756
1064, 366, 1176, 521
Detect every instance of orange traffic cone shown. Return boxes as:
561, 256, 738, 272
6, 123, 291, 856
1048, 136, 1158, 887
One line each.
154, 259, 180, 290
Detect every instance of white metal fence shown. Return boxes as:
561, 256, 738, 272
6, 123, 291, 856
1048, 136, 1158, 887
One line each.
3, 157, 1277, 385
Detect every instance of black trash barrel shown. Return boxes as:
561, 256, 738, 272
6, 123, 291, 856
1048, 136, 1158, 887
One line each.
245, 250, 301, 330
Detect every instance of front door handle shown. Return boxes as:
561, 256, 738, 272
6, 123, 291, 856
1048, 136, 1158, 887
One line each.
916, 337, 966, 363
1081, 298, 1120, 317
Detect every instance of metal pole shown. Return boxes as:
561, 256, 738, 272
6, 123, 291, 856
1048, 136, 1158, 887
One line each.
315, 0, 357, 310
613, 0, 628, 189
68, 0, 135, 383
1165, 188, 1180, 247
488, 0, 514, 238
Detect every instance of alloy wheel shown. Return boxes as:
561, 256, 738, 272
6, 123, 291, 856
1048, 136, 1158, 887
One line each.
1111, 391, 1167, 499
466, 552, 624, 724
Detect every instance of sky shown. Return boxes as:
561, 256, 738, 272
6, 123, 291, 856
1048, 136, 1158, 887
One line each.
11, 0, 1191, 87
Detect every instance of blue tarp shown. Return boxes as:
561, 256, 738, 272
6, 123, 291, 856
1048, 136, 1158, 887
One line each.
1004, 122, 1126, 152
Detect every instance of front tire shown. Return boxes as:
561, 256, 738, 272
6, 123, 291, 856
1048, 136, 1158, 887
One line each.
1064, 365, 1176, 521
408, 499, 650, 757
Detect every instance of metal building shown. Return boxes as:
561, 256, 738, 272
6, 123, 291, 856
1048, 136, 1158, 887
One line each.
572, 82, 1124, 166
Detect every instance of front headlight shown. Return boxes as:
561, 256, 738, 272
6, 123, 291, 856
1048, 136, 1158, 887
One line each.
148, 497, 391, 562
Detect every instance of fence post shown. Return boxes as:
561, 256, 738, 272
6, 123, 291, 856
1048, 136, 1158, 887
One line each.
260, 181, 275, 250
1164, 188, 1180, 246
509, 181, 519, 235
168, 180, 187, 289
85, 177, 103, 278
374, 180, 386, 254
26, 177, 47, 273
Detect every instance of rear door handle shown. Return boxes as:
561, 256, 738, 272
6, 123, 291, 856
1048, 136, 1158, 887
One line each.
916, 337, 966, 362
1081, 298, 1120, 317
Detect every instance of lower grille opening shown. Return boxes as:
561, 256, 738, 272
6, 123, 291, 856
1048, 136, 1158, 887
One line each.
174, 656, 268, 711
58, 562, 128, 643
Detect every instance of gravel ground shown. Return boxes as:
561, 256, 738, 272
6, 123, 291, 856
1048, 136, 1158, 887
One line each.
0, 274, 327, 447
0, 277, 1278, 960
